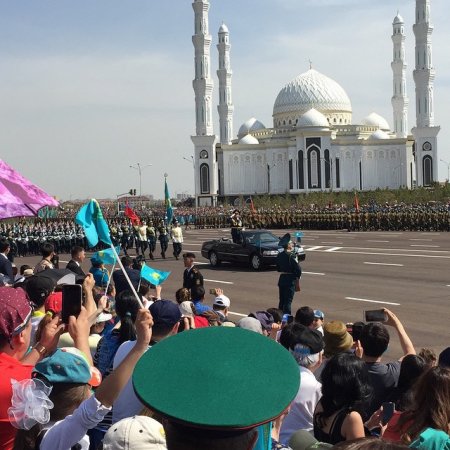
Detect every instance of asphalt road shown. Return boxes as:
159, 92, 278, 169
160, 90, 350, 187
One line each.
16, 228, 450, 360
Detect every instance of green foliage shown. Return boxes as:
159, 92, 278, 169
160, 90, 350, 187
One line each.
251, 185, 450, 209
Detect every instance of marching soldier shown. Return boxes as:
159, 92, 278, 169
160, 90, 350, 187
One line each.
171, 220, 183, 260
158, 223, 169, 259
146, 220, 157, 260
276, 233, 301, 314
138, 221, 148, 258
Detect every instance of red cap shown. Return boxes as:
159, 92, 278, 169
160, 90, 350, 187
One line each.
45, 291, 63, 314
0, 287, 32, 340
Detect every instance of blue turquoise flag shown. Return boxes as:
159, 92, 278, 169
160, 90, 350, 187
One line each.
165, 178, 173, 224
91, 246, 121, 265
141, 264, 171, 286
75, 199, 112, 248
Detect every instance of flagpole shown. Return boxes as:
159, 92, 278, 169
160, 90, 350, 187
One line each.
104, 261, 116, 296
110, 244, 144, 308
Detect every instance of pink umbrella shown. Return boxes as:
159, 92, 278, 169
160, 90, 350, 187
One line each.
0, 159, 59, 219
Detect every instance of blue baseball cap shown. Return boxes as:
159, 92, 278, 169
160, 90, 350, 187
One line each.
314, 310, 324, 320
33, 348, 101, 387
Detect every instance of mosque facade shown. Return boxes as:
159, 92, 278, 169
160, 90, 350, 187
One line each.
191, 0, 440, 206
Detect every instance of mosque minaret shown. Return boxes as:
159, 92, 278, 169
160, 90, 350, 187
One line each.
391, 13, 409, 139
412, 0, 440, 186
217, 23, 234, 145
191, 0, 218, 206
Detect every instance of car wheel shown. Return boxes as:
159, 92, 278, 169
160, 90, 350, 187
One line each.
250, 254, 262, 271
209, 251, 221, 267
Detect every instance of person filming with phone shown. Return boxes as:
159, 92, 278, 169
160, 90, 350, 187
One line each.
359, 308, 415, 416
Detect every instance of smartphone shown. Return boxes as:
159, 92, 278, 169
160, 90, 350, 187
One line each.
62, 284, 82, 323
364, 309, 387, 322
381, 402, 395, 425
282, 314, 294, 325
209, 288, 217, 295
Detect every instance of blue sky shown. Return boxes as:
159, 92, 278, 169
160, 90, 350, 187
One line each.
0, 0, 448, 200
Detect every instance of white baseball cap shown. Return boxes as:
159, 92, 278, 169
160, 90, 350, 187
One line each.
179, 301, 194, 317
102, 415, 166, 450
213, 294, 230, 308
95, 312, 112, 324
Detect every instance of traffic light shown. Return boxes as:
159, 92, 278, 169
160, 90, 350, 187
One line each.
129, 189, 133, 195
133, 189, 137, 196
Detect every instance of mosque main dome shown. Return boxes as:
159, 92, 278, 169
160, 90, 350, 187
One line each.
273, 69, 352, 128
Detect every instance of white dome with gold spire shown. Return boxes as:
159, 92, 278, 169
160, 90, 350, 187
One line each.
273, 68, 352, 128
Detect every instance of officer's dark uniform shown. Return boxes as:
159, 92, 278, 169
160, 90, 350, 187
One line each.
183, 252, 204, 292
276, 233, 301, 314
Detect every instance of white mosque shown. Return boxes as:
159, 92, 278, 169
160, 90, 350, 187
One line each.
191, 0, 440, 206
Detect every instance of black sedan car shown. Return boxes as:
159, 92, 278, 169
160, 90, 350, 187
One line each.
201, 230, 305, 270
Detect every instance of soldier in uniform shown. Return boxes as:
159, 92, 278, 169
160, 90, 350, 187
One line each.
146, 220, 157, 260
230, 209, 243, 243
158, 223, 169, 259
171, 220, 183, 260
121, 223, 130, 255
182, 252, 204, 293
276, 233, 301, 314
137, 221, 148, 258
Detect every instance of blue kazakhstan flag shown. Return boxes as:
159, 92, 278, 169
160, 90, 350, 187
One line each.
141, 264, 171, 286
91, 246, 121, 265
75, 199, 112, 248
165, 177, 173, 224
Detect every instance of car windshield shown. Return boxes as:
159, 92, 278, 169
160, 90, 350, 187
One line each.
244, 232, 279, 245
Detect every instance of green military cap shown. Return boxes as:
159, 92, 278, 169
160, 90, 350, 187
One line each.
133, 327, 299, 430
279, 233, 291, 248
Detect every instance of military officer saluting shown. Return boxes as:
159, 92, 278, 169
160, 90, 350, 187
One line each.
182, 252, 204, 293
276, 233, 301, 314
230, 209, 243, 243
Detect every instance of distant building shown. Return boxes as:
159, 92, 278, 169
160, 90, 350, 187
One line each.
190, 0, 440, 206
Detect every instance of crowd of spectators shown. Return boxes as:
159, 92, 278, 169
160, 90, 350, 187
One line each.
0, 244, 449, 450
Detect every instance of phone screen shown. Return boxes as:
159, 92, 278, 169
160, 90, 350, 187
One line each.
382, 402, 395, 425
364, 309, 386, 322
62, 284, 82, 323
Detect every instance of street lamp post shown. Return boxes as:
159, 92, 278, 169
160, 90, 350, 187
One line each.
440, 159, 450, 182
129, 163, 152, 197
183, 156, 197, 214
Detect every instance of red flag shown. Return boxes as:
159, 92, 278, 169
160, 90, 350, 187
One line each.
249, 196, 256, 214
125, 205, 141, 225
354, 192, 360, 212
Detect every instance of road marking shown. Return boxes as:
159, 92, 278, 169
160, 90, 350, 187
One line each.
410, 245, 440, 248
194, 262, 209, 265
303, 271, 325, 276
325, 247, 342, 252
305, 246, 324, 251
345, 297, 401, 306
446, 285, 450, 287
364, 262, 404, 267
204, 279, 234, 285
59, 260, 69, 263
182, 243, 203, 246
337, 250, 450, 259
228, 311, 247, 317
321, 241, 343, 244
409, 239, 432, 241
367, 240, 389, 243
